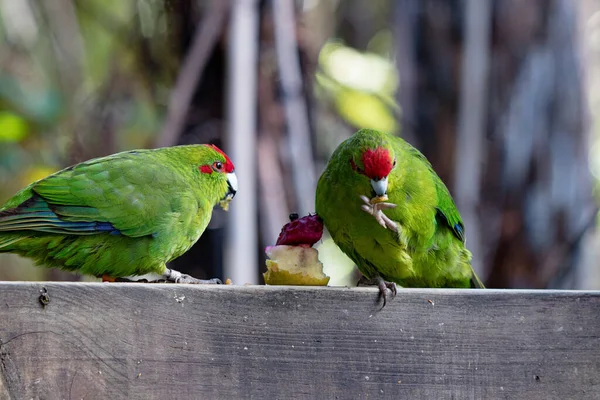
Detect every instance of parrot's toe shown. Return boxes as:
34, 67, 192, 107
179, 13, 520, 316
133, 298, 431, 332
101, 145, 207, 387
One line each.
359, 195, 398, 231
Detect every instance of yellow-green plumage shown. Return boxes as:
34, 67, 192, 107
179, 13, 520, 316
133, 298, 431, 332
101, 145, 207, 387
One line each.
0, 145, 236, 279
316, 129, 483, 288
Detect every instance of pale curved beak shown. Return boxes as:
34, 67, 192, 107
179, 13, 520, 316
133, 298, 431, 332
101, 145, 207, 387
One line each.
226, 172, 238, 200
371, 177, 388, 197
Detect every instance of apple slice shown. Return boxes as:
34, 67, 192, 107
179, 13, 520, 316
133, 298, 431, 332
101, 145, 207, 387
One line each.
264, 245, 330, 286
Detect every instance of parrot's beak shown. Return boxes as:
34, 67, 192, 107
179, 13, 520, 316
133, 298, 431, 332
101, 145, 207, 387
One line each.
226, 172, 238, 200
371, 177, 388, 197
219, 172, 238, 211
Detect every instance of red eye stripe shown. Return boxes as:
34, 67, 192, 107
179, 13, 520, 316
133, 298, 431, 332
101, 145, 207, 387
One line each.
199, 165, 213, 174
205, 144, 235, 173
361, 147, 393, 180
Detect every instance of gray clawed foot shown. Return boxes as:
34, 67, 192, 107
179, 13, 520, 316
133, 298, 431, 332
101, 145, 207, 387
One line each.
175, 275, 222, 284
165, 269, 222, 284
358, 275, 397, 309
359, 195, 398, 232
376, 277, 397, 309
114, 270, 222, 284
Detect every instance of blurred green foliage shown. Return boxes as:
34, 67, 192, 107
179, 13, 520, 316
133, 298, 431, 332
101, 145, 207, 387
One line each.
315, 40, 399, 134
0, 111, 29, 142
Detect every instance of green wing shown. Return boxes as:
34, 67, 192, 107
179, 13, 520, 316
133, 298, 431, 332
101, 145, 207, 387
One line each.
433, 176, 465, 243
0, 150, 179, 238
403, 144, 465, 243
404, 143, 484, 288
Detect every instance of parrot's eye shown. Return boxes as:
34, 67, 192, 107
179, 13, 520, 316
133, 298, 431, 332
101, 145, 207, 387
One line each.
212, 161, 223, 172
393, 159, 397, 167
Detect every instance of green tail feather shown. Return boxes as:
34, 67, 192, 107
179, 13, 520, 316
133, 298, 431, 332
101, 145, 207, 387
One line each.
470, 269, 486, 288
0, 234, 27, 250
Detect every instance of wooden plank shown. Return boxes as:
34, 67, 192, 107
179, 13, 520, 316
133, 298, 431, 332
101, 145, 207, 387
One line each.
0, 283, 598, 400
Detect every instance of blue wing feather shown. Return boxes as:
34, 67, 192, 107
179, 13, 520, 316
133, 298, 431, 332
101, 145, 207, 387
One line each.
0, 195, 121, 235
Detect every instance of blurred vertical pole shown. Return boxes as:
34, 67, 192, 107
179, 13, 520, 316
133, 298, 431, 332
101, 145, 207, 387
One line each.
392, 0, 418, 145
576, 0, 600, 289
225, 0, 259, 284
454, 0, 492, 280
272, 0, 316, 216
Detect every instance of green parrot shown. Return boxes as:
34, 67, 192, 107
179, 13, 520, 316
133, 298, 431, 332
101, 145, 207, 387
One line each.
0, 144, 237, 283
316, 129, 483, 305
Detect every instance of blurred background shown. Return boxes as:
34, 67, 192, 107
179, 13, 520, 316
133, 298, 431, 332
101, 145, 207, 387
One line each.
0, 0, 598, 289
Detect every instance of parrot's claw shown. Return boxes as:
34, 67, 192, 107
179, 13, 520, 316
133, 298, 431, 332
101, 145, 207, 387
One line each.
359, 275, 397, 309
165, 269, 223, 285
359, 195, 398, 232
377, 279, 397, 309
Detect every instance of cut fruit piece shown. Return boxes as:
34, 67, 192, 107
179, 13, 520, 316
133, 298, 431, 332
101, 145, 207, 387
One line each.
370, 195, 389, 204
264, 245, 330, 286
219, 198, 232, 211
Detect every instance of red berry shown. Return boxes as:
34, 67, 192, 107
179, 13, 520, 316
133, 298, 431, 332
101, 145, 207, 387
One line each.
275, 214, 324, 246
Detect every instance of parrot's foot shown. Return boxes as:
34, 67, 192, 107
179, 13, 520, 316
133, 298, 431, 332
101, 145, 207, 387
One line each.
118, 270, 222, 284
360, 195, 398, 232
359, 275, 397, 309
110, 273, 167, 283
164, 268, 223, 285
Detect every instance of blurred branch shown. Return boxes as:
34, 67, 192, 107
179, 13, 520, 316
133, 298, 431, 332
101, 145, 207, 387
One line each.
544, 215, 597, 288
257, 134, 290, 245
0, 1, 38, 45
155, 0, 229, 148
453, 0, 492, 280
272, 0, 316, 215
39, 0, 85, 91
257, 50, 291, 246
225, 0, 260, 284
70, 65, 122, 163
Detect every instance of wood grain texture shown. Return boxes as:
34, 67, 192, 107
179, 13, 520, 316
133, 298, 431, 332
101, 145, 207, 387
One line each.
0, 283, 599, 400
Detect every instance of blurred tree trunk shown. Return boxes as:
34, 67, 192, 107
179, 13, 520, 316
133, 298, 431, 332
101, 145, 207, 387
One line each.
394, 0, 596, 288
161, 0, 229, 281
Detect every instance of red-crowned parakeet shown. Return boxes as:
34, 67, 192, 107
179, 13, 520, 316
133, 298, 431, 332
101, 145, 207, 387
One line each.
0, 144, 237, 283
316, 129, 484, 305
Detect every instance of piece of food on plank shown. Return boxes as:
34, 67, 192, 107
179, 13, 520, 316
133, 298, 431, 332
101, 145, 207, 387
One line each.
263, 213, 330, 286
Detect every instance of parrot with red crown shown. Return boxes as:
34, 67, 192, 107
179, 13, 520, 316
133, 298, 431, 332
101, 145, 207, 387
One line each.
316, 129, 484, 305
